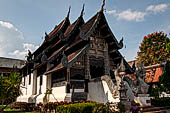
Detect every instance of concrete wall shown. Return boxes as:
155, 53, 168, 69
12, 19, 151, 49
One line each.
88, 81, 108, 103
88, 80, 120, 104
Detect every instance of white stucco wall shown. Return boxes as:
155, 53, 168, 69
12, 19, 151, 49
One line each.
49, 86, 67, 102
17, 73, 67, 103
17, 73, 33, 102
36, 75, 47, 103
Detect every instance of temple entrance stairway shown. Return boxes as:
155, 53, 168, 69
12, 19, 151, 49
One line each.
64, 92, 88, 102
64, 79, 88, 102
101, 75, 118, 98
71, 92, 88, 102
64, 93, 71, 102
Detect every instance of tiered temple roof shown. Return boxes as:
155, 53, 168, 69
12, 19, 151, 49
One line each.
29, 3, 134, 76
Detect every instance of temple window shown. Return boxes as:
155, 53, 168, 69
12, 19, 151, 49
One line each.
76, 61, 81, 65
51, 68, 67, 87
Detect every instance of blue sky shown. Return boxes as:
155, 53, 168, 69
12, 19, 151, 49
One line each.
0, 0, 170, 61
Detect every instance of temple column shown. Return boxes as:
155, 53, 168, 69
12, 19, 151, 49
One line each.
46, 75, 51, 89
46, 64, 52, 89
85, 53, 91, 79
84, 53, 90, 93
66, 68, 70, 93
104, 43, 110, 76
32, 70, 37, 95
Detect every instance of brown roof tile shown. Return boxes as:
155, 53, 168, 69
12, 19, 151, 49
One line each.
64, 20, 77, 37
45, 48, 82, 75
47, 45, 65, 60
67, 49, 81, 62
45, 63, 64, 75
33, 62, 45, 71
33, 20, 65, 55
48, 20, 64, 38
80, 13, 97, 34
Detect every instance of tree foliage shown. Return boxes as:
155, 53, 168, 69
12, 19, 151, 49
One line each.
138, 31, 170, 66
159, 61, 170, 93
166, 41, 170, 53
0, 72, 22, 112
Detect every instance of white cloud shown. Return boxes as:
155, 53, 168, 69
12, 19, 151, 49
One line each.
106, 3, 169, 22
0, 20, 38, 59
23, 43, 39, 52
168, 25, 170, 30
106, 9, 146, 22
9, 43, 39, 59
0, 21, 14, 29
0, 21, 23, 39
146, 4, 169, 14
117, 9, 146, 22
106, 10, 116, 14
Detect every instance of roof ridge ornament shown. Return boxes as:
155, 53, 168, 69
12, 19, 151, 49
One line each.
45, 32, 49, 41
67, 6, 71, 18
80, 4, 85, 17
100, 0, 105, 12
118, 37, 123, 49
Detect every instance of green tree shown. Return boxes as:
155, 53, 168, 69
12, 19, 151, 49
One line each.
166, 41, 170, 53
138, 31, 170, 66
159, 61, 170, 93
0, 72, 22, 112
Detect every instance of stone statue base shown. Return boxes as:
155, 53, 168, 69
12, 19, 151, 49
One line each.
123, 101, 131, 113
134, 94, 151, 106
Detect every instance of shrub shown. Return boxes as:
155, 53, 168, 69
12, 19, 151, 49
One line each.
151, 97, 170, 107
117, 102, 125, 113
55, 102, 112, 113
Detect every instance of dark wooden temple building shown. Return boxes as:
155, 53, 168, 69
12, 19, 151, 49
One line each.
17, 1, 134, 103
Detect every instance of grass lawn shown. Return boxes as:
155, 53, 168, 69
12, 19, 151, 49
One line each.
3, 111, 33, 113
0, 105, 33, 113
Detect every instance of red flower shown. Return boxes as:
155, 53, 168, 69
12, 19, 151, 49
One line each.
144, 36, 147, 40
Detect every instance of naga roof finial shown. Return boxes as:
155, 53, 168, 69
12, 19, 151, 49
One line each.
67, 6, 71, 18
80, 4, 85, 17
100, 0, 105, 12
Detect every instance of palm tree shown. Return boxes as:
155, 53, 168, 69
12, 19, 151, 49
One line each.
0, 72, 22, 112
